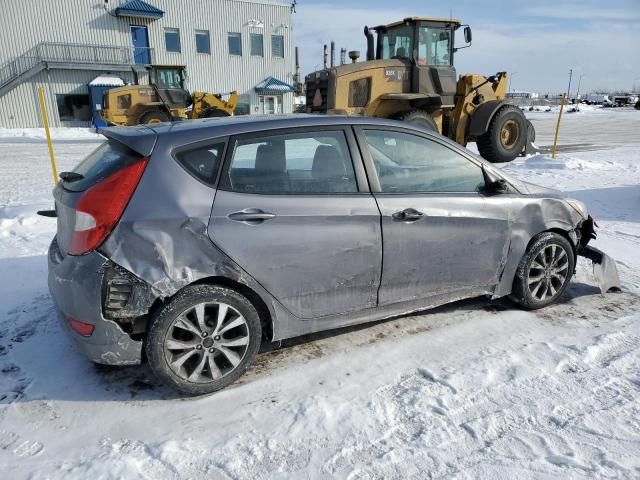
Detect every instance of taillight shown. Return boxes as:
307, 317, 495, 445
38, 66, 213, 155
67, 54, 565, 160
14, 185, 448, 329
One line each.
68, 318, 95, 337
68, 158, 148, 255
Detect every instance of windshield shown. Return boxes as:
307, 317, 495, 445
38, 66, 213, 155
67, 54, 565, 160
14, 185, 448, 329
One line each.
380, 26, 413, 60
418, 27, 452, 66
153, 68, 185, 89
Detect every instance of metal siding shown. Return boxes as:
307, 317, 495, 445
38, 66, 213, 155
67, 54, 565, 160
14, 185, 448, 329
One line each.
147, 0, 293, 112
0, 70, 135, 128
0, 0, 293, 127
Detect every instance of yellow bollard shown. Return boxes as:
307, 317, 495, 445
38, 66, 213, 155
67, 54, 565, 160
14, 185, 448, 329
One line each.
37, 86, 58, 185
551, 93, 567, 159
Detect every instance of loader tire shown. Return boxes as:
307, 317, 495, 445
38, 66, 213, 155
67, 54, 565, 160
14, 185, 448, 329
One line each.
395, 110, 437, 132
140, 110, 171, 124
477, 106, 527, 163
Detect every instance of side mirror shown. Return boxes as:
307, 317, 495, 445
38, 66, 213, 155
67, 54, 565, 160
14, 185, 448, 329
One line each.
481, 166, 509, 195
464, 26, 472, 44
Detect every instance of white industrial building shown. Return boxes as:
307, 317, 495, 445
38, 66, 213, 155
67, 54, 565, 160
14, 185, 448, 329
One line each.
0, 0, 295, 127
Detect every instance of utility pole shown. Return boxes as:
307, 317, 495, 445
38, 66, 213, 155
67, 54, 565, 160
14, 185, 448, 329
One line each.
567, 69, 573, 99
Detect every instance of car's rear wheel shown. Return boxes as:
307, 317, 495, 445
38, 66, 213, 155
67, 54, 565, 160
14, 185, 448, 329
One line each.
510, 232, 575, 309
146, 285, 261, 395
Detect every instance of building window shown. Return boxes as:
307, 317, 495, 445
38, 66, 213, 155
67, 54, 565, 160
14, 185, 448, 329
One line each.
56, 94, 91, 122
250, 33, 263, 56
165, 28, 181, 53
195, 30, 210, 54
228, 32, 242, 56
272, 35, 284, 58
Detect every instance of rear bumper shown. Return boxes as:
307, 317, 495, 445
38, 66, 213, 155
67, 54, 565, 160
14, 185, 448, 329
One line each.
47, 238, 142, 365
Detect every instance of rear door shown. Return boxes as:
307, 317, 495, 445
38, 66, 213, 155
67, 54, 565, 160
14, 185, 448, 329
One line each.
356, 127, 512, 305
209, 127, 382, 319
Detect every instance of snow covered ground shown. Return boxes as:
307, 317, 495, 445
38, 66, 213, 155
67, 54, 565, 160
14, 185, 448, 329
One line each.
1, 109, 639, 479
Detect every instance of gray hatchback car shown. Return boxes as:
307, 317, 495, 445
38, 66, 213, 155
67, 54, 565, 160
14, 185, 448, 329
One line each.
47, 115, 619, 395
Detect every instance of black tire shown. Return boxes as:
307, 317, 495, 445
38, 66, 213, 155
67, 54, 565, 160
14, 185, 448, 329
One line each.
139, 110, 171, 125
201, 108, 231, 118
395, 110, 438, 132
146, 284, 262, 396
477, 106, 527, 163
509, 232, 575, 310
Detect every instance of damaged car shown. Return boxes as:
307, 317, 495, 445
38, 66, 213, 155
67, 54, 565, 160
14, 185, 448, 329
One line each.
46, 115, 620, 395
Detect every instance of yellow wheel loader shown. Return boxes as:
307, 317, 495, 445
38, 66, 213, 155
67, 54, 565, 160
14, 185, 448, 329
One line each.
305, 18, 535, 162
103, 65, 238, 126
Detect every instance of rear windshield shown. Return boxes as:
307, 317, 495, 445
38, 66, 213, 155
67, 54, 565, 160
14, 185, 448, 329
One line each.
63, 140, 141, 192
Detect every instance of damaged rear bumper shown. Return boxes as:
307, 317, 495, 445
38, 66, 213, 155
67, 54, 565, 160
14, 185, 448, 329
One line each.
47, 238, 143, 365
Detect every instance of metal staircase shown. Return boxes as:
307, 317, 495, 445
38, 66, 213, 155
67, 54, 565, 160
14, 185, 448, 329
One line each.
0, 42, 154, 97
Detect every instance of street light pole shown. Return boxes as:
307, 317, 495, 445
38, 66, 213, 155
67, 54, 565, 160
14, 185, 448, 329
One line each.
508, 71, 518, 94
576, 74, 586, 101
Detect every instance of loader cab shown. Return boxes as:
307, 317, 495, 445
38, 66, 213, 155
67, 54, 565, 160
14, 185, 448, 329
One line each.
147, 65, 191, 109
373, 18, 468, 106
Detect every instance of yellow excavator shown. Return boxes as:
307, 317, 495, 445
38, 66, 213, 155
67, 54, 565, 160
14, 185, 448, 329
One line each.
103, 65, 237, 125
305, 17, 535, 162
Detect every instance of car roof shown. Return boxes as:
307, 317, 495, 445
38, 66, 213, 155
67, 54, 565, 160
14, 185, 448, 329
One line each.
102, 114, 435, 154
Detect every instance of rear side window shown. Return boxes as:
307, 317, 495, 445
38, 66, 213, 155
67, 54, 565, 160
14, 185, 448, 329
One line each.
224, 131, 357, 194
64, 140, 141, 192
174, 142, 225, 185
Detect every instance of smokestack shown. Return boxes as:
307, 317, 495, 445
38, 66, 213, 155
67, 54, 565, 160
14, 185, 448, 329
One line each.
348, 50, 360, 63
340, 48, 346, 65
330, 41, 335, 68
364, 26, 375, 61
294, 46, 301, 94
323, 44, 328, 69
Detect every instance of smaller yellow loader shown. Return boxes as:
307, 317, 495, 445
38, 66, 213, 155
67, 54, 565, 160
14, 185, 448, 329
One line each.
103, 65, 237, 126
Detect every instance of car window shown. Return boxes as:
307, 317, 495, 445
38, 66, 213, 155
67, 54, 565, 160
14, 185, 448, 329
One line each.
363, 130, 484, 193
175, 142, 225, 185
64, 140, 140, 192
225, 131, 357, 194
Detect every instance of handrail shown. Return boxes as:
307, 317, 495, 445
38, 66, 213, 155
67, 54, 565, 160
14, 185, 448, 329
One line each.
0, 42, 155, 88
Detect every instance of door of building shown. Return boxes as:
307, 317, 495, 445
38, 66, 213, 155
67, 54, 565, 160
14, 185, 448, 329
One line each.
130, 25, 150, 64
259, 95, 282, 114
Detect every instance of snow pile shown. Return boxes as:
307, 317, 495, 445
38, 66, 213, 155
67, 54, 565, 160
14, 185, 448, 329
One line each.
0, 128, 102, 140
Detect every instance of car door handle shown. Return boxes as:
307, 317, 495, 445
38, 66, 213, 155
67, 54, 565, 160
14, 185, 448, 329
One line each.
392, 208, 424, 222
228, 209, 276, 224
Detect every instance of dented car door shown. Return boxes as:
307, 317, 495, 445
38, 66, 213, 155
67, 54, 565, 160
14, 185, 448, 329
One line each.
357, 127, 512, 305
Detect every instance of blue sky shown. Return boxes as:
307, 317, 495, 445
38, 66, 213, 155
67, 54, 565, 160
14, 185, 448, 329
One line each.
292, 0, 640, 93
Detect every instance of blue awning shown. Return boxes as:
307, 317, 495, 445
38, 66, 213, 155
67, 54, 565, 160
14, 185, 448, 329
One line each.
115, 0, 164, 19
255, 76, 295, 94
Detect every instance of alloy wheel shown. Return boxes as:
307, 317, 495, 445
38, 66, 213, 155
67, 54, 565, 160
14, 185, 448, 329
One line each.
163, 302, 250, 383
527, 244, 570, 301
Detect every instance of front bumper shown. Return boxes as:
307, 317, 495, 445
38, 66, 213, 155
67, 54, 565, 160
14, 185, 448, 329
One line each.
47, 238, 143, 365
578, 245, 622, 294
576, 216, 621, 294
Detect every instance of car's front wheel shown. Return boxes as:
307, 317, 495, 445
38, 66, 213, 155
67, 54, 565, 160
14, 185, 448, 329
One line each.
146, 285, 261, 396
510, 232, 575, 309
